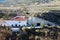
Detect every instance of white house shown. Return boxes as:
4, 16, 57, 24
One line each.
28, 17, 56, 27
0, 16, 27, 27
1, 20, 27, 27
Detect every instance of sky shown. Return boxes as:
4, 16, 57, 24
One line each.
0, 0, 5, 2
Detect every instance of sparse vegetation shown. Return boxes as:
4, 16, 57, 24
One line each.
0, 13, 5, 18
0, 26, 60, 40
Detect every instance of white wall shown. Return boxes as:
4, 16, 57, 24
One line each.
1, 20, 27, 26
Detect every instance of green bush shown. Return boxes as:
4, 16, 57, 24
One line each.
0, 13, 5, 18
2, 14, 7, 19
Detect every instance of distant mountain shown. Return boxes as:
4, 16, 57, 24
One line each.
4, 0, 52, 3
0, 0, 59, 6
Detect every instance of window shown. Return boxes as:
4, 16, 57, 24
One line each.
47, 23, 51, 26
36, 23, 40, 26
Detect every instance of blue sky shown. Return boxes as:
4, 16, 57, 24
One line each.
0, 0, 5, 2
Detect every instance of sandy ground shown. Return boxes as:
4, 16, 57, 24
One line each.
0, 18, 4, 23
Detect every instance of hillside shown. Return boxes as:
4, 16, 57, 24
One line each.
0, 0, 60, 6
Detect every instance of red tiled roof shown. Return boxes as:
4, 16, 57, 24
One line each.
14, 16, 26, 21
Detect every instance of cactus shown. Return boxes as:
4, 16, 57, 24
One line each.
33, 24, 36, 28
41, 22, 45, 28
30, 26, 33, 30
